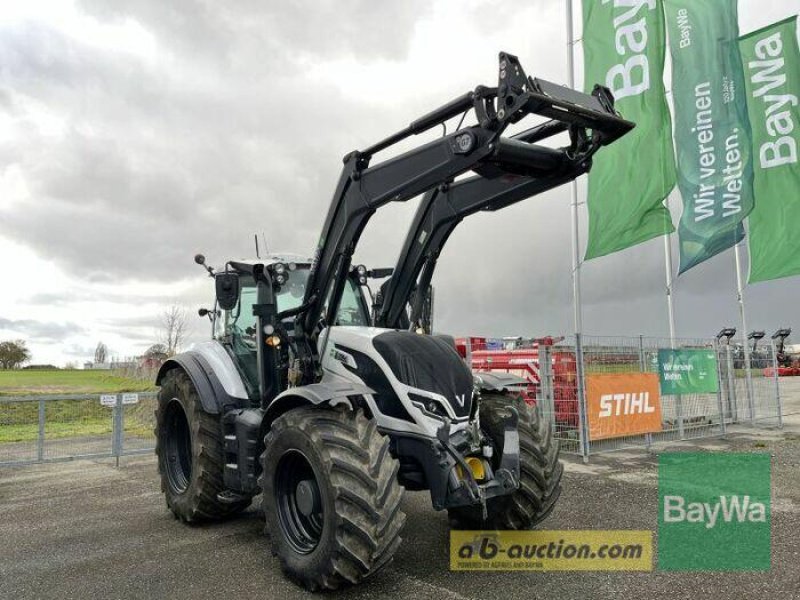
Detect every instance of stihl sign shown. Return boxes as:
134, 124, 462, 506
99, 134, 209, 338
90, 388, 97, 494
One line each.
587, 373, 663, 440
599, 392, 657, 417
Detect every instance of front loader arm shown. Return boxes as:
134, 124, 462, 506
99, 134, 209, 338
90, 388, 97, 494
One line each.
375, 166, 585, 331
296, 52, 633, 375
375, 87, 629, 331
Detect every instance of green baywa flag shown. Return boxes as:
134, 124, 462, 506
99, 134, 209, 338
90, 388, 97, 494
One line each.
741, 16, 800, 283
582, 0, 676, 260
664, 0, 755, 273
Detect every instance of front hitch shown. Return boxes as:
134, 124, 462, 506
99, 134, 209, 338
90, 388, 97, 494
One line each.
434, 408, 521, 514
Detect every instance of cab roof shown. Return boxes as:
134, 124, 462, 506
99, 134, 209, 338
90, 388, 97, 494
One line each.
224, 254, 313, 274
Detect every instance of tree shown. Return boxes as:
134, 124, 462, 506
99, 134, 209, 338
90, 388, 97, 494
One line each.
0, 340, 31, 370
94, 341, 108, 364
144, 344, 169, 360
160, 305, 187, 356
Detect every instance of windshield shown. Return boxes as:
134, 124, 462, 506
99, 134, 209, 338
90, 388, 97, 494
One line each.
217, 266, 369, 340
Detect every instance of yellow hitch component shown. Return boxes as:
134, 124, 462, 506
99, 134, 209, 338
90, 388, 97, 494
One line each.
457, 457, 487, 482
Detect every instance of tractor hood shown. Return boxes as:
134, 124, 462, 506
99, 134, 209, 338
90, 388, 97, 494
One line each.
371, 330, 474, 419
320, 327, 475, 434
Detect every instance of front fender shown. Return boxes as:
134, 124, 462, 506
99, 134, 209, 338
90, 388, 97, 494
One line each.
263, 381, 375, 428
473, 371, 529, 394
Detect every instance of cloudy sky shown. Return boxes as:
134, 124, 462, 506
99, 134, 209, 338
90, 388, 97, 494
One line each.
1, 0, 798, 366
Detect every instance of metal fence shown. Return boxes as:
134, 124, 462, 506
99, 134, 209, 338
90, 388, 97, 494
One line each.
535, 335, 785, 460
0, 336, 791, 467
0, 392, 157, 467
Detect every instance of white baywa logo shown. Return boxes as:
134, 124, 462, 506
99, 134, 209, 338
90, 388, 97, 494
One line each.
663, 495, 767, 529
603, 0, 657, 100
747, 30, 798, 169
598, 392, 656, 417
454, 393, 466, 408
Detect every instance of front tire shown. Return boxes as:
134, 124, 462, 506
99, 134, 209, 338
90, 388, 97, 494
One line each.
259, 405, 405, 591
448, 393, 562, 530
155, 369, 252, 522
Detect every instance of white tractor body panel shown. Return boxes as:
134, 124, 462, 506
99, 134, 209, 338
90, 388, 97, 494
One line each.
319, 326, 471, 439
187, 340, 250, 401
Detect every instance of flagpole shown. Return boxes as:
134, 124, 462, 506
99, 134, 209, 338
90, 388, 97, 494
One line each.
734, 239, 755, 419
663, 194, 677, 347
566, 0, 583, 337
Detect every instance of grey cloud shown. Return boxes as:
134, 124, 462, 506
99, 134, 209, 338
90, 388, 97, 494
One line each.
62, 343, 97, 358
79, 0, 429, 61
1, 0, 797, 351
0, 317, 85, 342
0, 16, 407, 282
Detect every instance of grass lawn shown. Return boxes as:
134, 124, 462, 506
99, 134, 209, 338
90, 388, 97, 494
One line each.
0, 370, 156, 443
0, 369, 156, 396
0, 398, 155, 443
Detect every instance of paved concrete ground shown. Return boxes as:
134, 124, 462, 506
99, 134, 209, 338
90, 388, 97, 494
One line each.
2, 423, 799, 600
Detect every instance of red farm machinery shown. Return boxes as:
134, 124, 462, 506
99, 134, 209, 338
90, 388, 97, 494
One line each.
455, 336, 579, 429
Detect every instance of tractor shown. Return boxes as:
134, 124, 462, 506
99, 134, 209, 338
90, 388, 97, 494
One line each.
154, 52, 634, 590
764, 328, 800, 376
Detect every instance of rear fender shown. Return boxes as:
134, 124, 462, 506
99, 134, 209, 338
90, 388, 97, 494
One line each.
156, 352, 245, 414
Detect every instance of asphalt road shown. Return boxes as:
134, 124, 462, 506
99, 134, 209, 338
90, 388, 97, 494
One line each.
2, 426, 799, 600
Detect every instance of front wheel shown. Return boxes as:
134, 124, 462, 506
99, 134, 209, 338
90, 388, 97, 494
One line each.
448, 393, 562, 530
259, 406, 406, 591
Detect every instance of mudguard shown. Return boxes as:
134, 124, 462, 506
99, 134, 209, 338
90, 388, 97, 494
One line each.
155, 351, 245, 415
473, 371, 529, 394
263, 380, 376, 426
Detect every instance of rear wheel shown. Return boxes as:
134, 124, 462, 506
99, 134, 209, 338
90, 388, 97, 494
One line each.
259, 405, 405, 591
448, 393, 562, 530
155, 369, 252, 522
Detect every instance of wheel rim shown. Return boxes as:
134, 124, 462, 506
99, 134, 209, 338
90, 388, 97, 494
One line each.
275, 450, 324, 554
164, 399, 192, 494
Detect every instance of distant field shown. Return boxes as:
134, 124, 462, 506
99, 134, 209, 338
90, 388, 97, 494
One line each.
0, 369, 156, 397
0, 370, 157, 444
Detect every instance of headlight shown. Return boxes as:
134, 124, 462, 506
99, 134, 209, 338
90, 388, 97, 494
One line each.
409, 393, 448, 419
355, 264, 367, 277
273, 262, 287, 275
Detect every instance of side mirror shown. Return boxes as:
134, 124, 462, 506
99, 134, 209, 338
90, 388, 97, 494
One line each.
215, 272, 240, 311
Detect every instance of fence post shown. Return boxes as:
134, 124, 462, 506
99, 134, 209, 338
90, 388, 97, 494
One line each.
725, 344, 738, 423
112, 394, 123, 468
714, 340, 727, 437
638, 335, 652, 450
539, 344, 554, 420
746, 351, 756, 425
575, 333, 590, 462
673, 339, 685, 440
770, 339, 784, 428
37, 399, 45, 462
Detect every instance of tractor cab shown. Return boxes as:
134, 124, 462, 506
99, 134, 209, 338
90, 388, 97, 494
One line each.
206, 256, 372, 396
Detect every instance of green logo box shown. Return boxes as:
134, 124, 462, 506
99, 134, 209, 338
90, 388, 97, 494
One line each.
657, 348, 719, 395
658, 453, 771, 571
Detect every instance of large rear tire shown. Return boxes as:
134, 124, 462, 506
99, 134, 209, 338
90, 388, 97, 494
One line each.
448, 393, 562, 530
259, 405, 405, 591
155, 369, 252, 522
